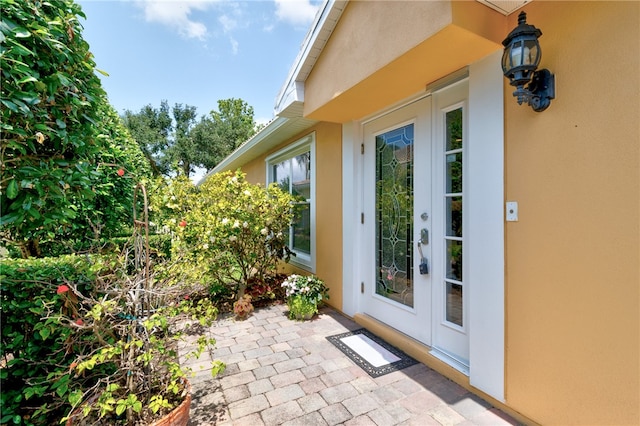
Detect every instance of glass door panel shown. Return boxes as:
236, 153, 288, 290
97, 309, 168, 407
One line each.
375, 125, 414, 308
443, 107, 464, 328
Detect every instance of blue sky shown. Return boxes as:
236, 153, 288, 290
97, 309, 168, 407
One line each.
77, 0, 321, 125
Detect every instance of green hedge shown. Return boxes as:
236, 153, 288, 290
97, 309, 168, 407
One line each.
0, 255, 111, 425
4, 233, 173, 259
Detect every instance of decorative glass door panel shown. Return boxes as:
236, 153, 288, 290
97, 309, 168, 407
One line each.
375, 125, 414, 308
362, 96, 432, 346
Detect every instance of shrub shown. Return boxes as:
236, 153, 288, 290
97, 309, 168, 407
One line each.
0, 0, 151, 258
0, 254, 111, 424
149, 171, 297, 302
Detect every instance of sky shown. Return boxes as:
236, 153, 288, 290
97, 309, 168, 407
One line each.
77, 0, 322, 125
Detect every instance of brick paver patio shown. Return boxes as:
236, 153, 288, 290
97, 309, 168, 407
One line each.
182, 304, 520, 425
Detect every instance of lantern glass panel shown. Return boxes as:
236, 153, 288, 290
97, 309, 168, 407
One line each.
502, 39, 541, 73
513, 40, 540, 67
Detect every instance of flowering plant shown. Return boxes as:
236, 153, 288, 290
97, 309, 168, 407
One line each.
281, 275, 329, 319
281, 274, 329, 303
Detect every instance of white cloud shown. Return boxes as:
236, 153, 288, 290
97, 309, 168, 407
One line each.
274, 0, 319, 27
218, 14, 237, 33
229, 37, 239, 54
134, 0, 212, 40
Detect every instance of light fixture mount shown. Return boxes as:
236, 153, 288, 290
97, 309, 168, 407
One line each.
502, 11, 555, 112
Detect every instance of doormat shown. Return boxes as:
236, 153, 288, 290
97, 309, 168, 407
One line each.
326, 329, 418, 378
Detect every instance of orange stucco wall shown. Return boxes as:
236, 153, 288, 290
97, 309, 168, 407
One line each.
237, 122, 344, 311
229, 0, 638, 423
305, 0, 505, 122
504, 2, 639, 424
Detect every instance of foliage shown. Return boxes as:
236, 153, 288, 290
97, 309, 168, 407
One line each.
169, 103, 199, 177
0, 254, 111, 424
60, 277, 224, 425
281, 274, 329, 304
122, 98, 258, 177
0, 0, 151, 257
120, 101, 172, 177
282, 275, 329, 320
286, 295, 319, 320
148, 170, 297, 301
0, 245, 224, 425
192, 98, 258, 171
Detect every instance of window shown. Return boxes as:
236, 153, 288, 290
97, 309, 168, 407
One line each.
266, 133, 315, 270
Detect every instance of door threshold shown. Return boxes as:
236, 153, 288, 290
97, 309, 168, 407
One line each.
430, 347, 469, 376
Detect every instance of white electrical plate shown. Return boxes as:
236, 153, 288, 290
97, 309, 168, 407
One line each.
506, 201, 518, 221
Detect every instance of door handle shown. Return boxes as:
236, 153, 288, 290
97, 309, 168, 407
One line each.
420, 228, 429, 245
417, 241, 429, 275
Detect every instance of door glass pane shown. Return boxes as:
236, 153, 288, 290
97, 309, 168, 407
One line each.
446, 240, 463, 281
446, 152, 463, 193
446, 108, 463, 151
446, 282, 463, 326
444, 107, 463, 326
445, 197, 462, 237
376, 124, 414, 308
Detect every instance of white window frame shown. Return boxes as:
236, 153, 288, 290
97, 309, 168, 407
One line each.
266, 133, 316, 271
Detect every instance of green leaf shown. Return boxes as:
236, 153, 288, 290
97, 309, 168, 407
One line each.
56, 119, 66, 129
6, 179, 18, 199
55, 383, 68, 398
39, 327, 50, 340
14, 28, 31, 38
0, 211, 23, 226
0, 99, 18, 113
115, 403, 126, 416
27, 208, 41, 219
68, 390, 83, 406
18, 76, 38, 84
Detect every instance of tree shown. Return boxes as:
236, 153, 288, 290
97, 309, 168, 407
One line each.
168, 103, 198, 177
123, 99, 258, 177
122, 102, 200, 178
0, 0, 151, 257
193, 98, 257, 171
121, 101, 172, 177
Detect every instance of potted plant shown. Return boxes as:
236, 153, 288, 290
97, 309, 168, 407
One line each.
281, 274, 329, 320
54, 252, 225, 425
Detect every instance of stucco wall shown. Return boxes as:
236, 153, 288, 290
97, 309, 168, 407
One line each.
504, 2, 639, 424
237, 122, 344, 311
304, 1, 504, 122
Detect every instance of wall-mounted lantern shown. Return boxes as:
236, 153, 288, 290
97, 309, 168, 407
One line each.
502, 11, 555, 112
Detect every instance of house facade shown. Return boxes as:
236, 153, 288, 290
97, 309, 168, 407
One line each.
207, 1, 639, 424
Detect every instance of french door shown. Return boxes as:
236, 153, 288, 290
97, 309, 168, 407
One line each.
361, 81, 469, 370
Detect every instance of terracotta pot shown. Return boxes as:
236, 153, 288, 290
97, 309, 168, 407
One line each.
149, 389, 191, 426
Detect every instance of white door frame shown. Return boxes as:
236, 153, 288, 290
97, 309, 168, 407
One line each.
342, 51, 505, 401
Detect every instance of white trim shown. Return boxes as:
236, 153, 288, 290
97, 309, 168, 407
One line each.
430, 82, 470, 368
266, 133, 317, 272
342, 121, 363, 317
476, 0, 531, 15
265, 134, 313, 165
274, 0, 347, 116
467, 50, 505, 401
203, 116, 288, 179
